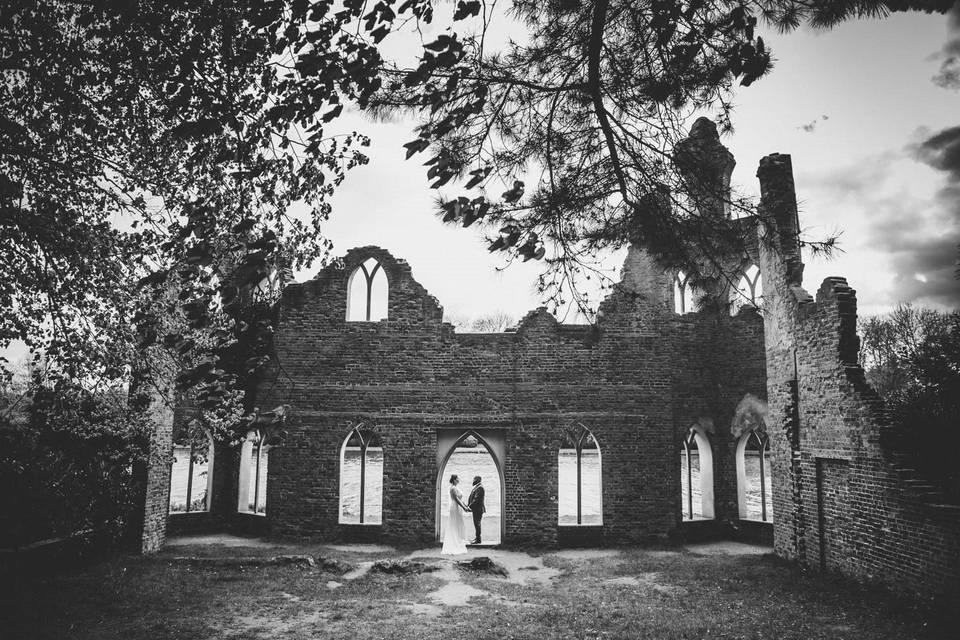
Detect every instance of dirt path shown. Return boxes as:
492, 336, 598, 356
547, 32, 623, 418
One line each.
164, 535, 772, 621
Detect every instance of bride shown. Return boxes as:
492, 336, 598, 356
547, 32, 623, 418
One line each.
441, 474, 472, 555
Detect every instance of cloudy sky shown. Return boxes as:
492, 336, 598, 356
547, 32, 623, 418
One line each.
305, 5, 960, 323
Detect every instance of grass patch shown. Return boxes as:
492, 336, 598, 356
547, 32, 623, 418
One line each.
0, 545, 954, 639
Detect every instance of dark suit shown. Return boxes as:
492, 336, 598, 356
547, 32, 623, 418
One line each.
466, 483, 485, 543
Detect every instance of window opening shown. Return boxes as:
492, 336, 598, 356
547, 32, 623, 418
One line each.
680, 427, 715, 520
681, 429, 700, 520
674, 271, 697, 314
238, 430, 270, 515
169, 426, 212, 514
558, 425, 602, 525
738, 429, 772, 522
339, 427, 384, 524
732, 265, 763, 314
346, 258, 388, 321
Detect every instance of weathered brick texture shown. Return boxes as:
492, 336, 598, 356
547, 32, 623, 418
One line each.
138, 352, 177, 553
757, 153, 960, 601
153, 122, 771, 550
244, 241, 766, 546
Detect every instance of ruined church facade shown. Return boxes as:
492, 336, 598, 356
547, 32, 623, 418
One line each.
145, 122, 960, 603
240, 239, 767, 546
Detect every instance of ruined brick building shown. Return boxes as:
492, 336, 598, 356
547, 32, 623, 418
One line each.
142, 120, 960, 602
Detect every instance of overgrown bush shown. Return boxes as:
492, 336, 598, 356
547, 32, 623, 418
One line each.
0, 376, 151, 548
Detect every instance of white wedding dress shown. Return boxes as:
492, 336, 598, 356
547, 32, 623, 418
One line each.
441, 485, 468, 555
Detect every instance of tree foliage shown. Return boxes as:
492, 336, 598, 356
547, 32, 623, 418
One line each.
860, 304, 960, 500
374, 0, 954, 315
1, 0, 452, 421
0, 368, 151, 546
2, 0, 954, 413
3, 0, 953, 547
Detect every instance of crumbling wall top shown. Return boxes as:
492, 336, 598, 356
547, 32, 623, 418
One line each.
673, 116, 736, 219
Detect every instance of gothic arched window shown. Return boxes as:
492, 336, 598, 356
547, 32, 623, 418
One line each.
736, 429, 772, 522
169, 426, 214, 514
558, 425, 602, 526
680, 427, 715, 521
731, 265, 763, 314
346, 258, 388, 322
339, 427, 384, 524
237, 430, 270, 515
674, 271, 697, 314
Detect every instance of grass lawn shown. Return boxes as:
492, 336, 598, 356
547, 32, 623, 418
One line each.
0, 539, 954, 639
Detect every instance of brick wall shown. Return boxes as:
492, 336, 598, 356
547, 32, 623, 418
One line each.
757, 153, 960, 601
242, 242, 766, 546
154, 120, 770, 549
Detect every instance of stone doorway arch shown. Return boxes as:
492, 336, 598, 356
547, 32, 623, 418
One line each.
435, 429, 506, 545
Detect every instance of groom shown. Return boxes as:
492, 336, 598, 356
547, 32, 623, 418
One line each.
466, 476, 485, 544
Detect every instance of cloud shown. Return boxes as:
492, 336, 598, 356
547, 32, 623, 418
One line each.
874, 196, 959, 306
796, 134, 960, 311
886, 125, 960, 307
799, 149, 900, 195
932, 2, 960, 89
912, 124, 960, 181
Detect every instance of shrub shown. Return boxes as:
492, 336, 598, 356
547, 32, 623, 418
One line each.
0, 378, 151, 548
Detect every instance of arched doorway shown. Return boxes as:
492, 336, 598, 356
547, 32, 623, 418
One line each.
436, 429, 505, 545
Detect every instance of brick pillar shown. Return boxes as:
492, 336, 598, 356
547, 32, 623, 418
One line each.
135, 351, 176, 554
756, 153, 809, 563
756, 154, 803, 287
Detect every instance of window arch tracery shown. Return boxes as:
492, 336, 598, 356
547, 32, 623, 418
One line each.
339, 426, 384, 525
346, 258, 388, 322
674, 271, 697, 314
731, 264, 763, 314
558, 425, 603, 526
736, 428, 772, 522
680, 426, 715, 521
